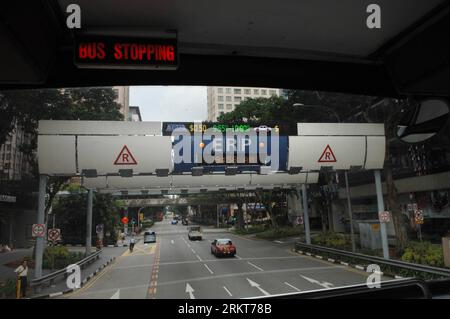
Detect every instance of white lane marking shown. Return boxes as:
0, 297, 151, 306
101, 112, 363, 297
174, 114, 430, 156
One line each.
186, 283, 195, 299
284, 282, 301, 292
274, 240, 284, 244
234, 255, 242, 259
191, 248, 196, 254
300, 275, 334, 289
171, 240, 174, 244
110, 289, 120, 299
247, 278, 270, 296
247, 262, 264, 272
196, 254, 203, 261
223, 286, 233, 297
203, 264, 214, 274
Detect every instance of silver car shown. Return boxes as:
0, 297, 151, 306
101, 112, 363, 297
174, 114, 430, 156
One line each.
144, 231, 156, 243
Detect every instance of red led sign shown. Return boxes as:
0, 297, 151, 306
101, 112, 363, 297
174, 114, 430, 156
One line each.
74, 35, 178, 70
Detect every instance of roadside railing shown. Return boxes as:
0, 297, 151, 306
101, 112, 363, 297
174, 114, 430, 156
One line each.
294, 242, 450, 280
30, 250, 102, 292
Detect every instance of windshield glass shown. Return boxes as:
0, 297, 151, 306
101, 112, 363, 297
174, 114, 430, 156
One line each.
1, 86, 449, 301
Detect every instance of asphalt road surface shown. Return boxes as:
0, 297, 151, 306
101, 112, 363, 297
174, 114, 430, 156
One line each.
62, 219, 391, 299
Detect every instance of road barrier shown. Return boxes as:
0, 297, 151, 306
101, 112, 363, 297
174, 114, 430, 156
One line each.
294, 242, 450, 280
30, 250, 102, 293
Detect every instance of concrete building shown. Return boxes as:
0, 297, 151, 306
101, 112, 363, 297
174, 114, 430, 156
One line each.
129, 106, 142, 122
207, 87, 282, 121
113, 86, 130, 120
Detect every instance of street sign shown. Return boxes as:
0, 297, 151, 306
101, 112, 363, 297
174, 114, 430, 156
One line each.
96, 224, 104, 234
414, 210, 424, 224
296, 216, 304, 225
379, 211, 391, 223
140, 213, 144, 221
32, 224, 46, 237
121, 217, 129, 224
48, 228, 61, 242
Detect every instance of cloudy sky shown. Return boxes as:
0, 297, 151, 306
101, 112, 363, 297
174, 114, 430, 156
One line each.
130, 86, 207, 121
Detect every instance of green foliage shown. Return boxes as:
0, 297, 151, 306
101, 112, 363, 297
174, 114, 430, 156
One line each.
52, 193, 121, 245
0, 278, 17, 298
401, 241, 444, 268
141, 220, 155, 229
312, 232, 352, 250
43, 246, 84, 270
255, 226, 304, 240
233, 225, 267, 235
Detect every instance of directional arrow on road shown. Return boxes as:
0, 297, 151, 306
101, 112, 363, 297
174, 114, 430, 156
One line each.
111, 289, 120, 299
300, 275, 334, 289
186, 283, 195, 299
246, 278, 270, 296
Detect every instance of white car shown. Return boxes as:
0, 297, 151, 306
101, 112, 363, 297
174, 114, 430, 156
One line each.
254, 125, 272, 132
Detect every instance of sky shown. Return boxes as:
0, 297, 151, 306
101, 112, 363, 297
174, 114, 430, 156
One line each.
130, 86, 207, 121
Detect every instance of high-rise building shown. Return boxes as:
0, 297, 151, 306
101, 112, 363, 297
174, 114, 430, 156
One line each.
207, 87, 282, 121
0, 125, 33, 181
113, 86, 130, 120
129, 106, 142, 122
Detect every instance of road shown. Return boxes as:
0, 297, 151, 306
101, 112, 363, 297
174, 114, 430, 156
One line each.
62, 219, 391, 299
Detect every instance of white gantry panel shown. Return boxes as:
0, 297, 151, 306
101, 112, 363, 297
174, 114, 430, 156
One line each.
365, 136, 386, 169
77, 136, 173, 175
288, 136, 366, 170
38, 120, 162, 136
82, 176, 107, 189
297, 123, 385, 136
37, 135, 76, 175
250, 173, 308, 186
172, 174, 252, 188
83, 176, 171, 190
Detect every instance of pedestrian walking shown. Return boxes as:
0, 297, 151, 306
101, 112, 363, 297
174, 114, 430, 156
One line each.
14, 259, 28, 298
129, 235, 136, 252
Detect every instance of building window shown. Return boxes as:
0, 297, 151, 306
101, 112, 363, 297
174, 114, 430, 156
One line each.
226, 104, 233, 110
261, 89, 267, 95
234, 96, 242, 102
218, 96, 224, 102
234, 88, 241, 94
226, 96, 232, 102
269, 90, 277, 96
218, 104, 224, 110
218, 88, 223, 94
225, 88, 231, 94
244, 89, 251, 95
253, 89, 259, 95
5, 154, 10, 161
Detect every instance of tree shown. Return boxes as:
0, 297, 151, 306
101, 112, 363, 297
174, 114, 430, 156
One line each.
218, 90, 412, 252
0, 87, 124, 216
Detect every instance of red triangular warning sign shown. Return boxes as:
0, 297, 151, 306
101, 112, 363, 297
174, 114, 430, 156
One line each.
318, 144, 337, 163
114, 145, 138, 165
